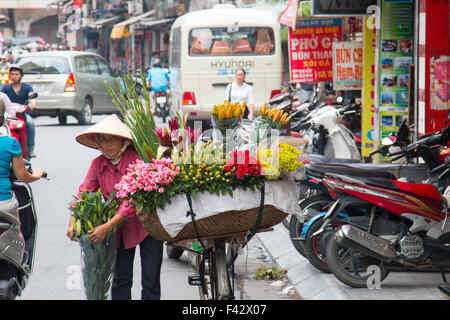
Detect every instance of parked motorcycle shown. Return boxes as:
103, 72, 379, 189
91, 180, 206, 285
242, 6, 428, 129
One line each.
293, 100, 362, 160
320, 119, 450, 288
289, 119, 428, 265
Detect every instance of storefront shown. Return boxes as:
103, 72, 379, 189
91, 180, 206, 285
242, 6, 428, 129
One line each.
286, 0, 449, 161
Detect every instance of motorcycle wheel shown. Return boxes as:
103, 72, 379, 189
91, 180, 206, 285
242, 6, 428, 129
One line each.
289, 194, 332, 258
326, 230, 390, 288
0, 281, 16, 300
303, 214, 344, 273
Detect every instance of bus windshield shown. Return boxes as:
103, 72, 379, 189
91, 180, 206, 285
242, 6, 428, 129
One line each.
189, 27, 275, 56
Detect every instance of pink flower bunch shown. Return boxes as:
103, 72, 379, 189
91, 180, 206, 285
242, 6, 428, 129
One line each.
115, 158, 180, 199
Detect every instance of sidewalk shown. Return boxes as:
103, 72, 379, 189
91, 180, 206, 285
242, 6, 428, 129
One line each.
256, 223, 449, 300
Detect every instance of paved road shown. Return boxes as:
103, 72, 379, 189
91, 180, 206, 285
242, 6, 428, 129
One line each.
18, 114, 297, 300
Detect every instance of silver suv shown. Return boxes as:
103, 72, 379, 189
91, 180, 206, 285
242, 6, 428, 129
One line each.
16, 51, 121, 124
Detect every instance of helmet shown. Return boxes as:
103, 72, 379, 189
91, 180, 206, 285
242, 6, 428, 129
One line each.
9, 65, 23, 76
152, 58, 161, 67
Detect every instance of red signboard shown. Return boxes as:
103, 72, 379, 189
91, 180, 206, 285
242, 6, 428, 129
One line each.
422, 0, 449, 133
288, 18, 342, 83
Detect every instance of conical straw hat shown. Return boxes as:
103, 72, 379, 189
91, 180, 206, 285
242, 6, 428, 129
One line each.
75, 114, 132, 150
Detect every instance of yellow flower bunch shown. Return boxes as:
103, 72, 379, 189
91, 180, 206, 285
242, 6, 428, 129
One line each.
257, 148, 280, 179
257, 143, 303, 179
258, 103, 292, 129
279, 144, 303, 172
212, 101, 246, 121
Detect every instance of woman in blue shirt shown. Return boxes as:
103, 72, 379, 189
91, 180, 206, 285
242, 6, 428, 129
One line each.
0, 100, 45, 221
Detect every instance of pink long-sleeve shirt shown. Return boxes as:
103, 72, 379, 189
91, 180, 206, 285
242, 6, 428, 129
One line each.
74, 147, 148, 249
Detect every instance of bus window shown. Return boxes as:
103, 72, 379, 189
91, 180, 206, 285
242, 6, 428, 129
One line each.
190, 28, 213, 55
254, 28, 273, 54
189, 27, 275, 56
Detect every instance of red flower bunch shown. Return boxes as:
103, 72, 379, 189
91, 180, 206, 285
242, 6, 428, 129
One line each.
225, 150, 262, 180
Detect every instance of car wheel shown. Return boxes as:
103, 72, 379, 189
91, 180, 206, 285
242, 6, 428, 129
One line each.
58, 113, 67, 125
78, 99, 93, 125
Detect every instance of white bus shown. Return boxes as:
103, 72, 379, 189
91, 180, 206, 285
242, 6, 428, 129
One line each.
168, 4, 282, 126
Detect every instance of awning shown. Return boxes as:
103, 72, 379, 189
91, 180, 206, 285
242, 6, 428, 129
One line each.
110, 9, 156, 39
88, 16, 122, 30
139, 17, 176, 28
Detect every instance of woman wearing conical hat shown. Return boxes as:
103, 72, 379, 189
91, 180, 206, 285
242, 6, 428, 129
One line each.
66, 114, 163, 300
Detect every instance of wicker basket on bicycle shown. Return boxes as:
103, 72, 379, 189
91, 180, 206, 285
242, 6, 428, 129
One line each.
135, 180, 299, 243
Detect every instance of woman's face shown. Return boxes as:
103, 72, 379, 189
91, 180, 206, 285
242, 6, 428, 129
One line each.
235, 70, 245, 83
96, 134, 124, 158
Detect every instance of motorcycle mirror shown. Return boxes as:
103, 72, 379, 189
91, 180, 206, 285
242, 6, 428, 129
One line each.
29, 92, 38, 99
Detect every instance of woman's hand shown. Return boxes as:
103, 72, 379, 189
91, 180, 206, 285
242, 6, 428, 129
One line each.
88, 223, 110, 243
67, 218, 78, 242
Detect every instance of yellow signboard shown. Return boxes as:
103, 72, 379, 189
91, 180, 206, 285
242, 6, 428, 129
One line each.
361, 17, 378, 159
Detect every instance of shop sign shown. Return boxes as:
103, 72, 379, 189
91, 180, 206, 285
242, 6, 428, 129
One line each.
361, 16, 378, 158
377, 0, 414, 146
312, 0, 377, 16
332, 41, 363, 90
288, 18, 342, 83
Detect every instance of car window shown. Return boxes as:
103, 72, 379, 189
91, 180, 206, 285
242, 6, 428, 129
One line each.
17, 56, 71, 74
75, 56, 89, 73
94, 56, 112, 76
85, 56, 101, 75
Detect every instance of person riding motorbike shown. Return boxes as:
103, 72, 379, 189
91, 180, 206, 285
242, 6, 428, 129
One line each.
1, 65, 36, 158
0, 99, 45, 226
146, 59, 170, 113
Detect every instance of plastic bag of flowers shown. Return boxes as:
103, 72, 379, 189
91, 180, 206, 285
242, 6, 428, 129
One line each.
211, 101, 246, 153
257, 143, 303, 180
69, 189, 120, 300
251, 103, 292, 148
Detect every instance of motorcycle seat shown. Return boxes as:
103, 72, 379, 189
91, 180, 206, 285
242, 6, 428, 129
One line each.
302, 154, 362, 164
340, 163, 429, 184
305, 162, 395, 178
305, 163, 398, 189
